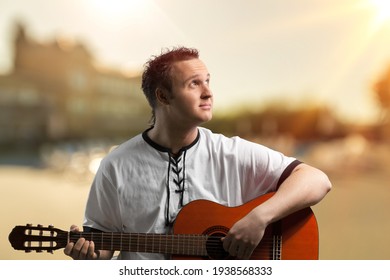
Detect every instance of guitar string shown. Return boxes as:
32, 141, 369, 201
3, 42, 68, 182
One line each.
69, 233, 280, 249
66, 242, 279, 256
29, 232, 281, 258
69, 233, 280, 246
69, 233, 281, 256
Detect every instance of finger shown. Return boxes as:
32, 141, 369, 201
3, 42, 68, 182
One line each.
227, 240, 239, 257
86, 241, 96, 259
241, 247, 254, 260
222, 235, 232, 253
236, 244, 246, 259
79, 240, 92, 259
65, 225, 80, 258
70, 225, 80, 232
63, 242, 74, 257
71, 238, 86, 259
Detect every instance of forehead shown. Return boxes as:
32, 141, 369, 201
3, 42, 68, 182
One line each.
170, 59, 208, 81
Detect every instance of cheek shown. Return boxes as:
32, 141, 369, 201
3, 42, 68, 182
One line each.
170, 98, 192, 115
175, 94, 198, 108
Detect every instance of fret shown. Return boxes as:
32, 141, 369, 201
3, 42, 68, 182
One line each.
129, 233, 132, 251
181, 235, 185, 255
152, 236, 155, 252
182, 235, 186, 255
151, 235, 154, 253
176, 235, 179, 254
147, 234, 150, 252
119, 232, 122, 251
172, 234, 175, 254
192, 234, 199, 255
110, 232, 113, 251
159, 234, 162, 254
195, 235, 199, 255
169, 235, 172, 254
177, 234, 180, 255
195, 236, 198, 255
165, 234, 168, 254
197, 235, 201, 256
136, 233, 139, 253
145, 234, 149, 252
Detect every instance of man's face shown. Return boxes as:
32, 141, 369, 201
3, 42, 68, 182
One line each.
166, 58, 213, 126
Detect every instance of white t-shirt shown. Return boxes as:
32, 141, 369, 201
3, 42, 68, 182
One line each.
83, 127, 299, 259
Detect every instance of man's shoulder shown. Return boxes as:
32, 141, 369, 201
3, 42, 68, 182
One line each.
113, 133, 143, 150
199, 126, 225, 139
198, 126, 241, 144
198, 126, 270, 154
102, 133, 145, 162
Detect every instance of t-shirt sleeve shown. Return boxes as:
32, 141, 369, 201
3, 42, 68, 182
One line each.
276, 159, 302, 189
83, 159, 123, 232
237, 137, 299, 201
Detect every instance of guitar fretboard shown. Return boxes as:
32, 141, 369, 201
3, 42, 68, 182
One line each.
69, 232, 210, 256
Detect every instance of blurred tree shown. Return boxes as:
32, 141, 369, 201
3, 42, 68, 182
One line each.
373, 66, 390, 115
206, 102, 344, 145
372, 65, 390, 141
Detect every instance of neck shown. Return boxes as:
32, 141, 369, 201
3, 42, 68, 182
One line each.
148, 121, 198, 154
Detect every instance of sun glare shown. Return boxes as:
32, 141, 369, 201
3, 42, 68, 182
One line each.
88, 0, 149, 22
367, 0, 390, 27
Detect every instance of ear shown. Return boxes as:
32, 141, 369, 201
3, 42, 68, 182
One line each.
156, 88, 170, 105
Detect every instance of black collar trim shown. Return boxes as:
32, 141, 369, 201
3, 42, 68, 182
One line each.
142, 127, 200, 154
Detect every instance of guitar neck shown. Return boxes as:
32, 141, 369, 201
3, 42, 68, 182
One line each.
70, 232, 209, 256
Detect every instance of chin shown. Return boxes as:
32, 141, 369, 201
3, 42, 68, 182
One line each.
202, 112, 213, 122
192, 110, 212, 125
194, 116, 212, 127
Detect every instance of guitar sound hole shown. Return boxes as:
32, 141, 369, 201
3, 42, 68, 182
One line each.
204, 226, 230, 260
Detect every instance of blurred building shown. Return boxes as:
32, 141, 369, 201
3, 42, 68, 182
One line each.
0, 22, 149, 146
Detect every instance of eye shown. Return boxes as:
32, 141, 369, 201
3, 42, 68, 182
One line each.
189, 80, 200, 87
188, 77, 210, 88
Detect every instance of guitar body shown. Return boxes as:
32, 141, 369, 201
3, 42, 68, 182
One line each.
9, 192, 319, 259
173, 193, 319, 259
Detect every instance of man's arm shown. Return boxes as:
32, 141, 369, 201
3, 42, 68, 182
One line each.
223, 163, 332, 259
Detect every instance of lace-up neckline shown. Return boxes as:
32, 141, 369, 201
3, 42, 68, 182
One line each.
142, 127, 200, 226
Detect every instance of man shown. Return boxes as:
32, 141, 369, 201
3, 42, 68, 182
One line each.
64, 47, 331, 260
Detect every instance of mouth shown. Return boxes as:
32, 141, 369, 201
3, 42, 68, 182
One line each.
200, 103, 212, 110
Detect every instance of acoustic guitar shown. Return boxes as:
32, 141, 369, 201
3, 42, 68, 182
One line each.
8, 192, 318, 259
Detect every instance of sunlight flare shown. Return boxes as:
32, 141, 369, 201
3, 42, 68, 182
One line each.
87, 0, 150, 22
366, 0, 390, 28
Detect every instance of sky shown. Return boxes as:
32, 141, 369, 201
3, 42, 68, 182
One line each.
1, 0, 390, 124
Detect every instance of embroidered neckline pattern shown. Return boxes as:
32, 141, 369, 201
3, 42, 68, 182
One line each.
171, 154, 185, 198
165, 150, 187, 226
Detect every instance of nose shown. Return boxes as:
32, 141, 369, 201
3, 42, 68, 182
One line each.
201, 83, 212, 99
